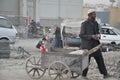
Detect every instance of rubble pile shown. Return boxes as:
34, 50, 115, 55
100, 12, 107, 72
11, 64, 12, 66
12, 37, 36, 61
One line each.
0, 40, 10, 58
103, 52, 120, 78
116, 60, 120, 79
88, 51, 120, 79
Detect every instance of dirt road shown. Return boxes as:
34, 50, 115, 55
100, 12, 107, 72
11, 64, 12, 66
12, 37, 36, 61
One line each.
0, 39, 119, 80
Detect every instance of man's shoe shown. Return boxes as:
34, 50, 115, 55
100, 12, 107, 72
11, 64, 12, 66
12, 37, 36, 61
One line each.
103, 74, 112, 79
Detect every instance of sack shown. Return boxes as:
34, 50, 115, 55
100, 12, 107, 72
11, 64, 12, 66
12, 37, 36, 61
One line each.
36, 40, 42, 49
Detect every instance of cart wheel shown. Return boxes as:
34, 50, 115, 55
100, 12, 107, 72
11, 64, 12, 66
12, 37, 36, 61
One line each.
71, 71, 80, 79
26, 56, 46, 79
48, 61, 71, 80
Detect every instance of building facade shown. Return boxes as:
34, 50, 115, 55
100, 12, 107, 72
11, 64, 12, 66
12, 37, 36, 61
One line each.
83, 6, 120, 29
0, 0, 83, 27
0, 0, 21, 25
38, 0, 83, 26
109, 7, 120, 28
0, 0, 37, 26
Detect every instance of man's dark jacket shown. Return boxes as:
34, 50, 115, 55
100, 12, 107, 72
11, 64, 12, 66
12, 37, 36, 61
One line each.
79, 19, 100, 50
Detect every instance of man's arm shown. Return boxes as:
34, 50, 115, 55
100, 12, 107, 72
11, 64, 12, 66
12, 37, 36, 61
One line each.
79, 23, 92, 40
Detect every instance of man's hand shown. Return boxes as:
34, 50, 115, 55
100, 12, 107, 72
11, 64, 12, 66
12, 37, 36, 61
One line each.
92, 34, 100, 40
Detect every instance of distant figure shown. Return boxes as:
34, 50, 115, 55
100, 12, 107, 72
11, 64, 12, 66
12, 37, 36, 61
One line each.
42, 35, 46, 41
30, 20, 37, 34
103, 23, 106, 26
36, 21, 40, 27
54, 27, 62, 48
106, 29, 110, 34
30, 20, 36, 27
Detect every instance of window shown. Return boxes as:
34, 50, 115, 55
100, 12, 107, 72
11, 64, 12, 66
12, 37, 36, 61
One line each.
62, 26, 80, 38
113, 28, 120, 35
0, 18, 12, 28
101, 28, 116, 35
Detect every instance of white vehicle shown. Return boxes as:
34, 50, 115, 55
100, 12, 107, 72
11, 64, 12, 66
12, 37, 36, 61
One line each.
0, 16, 17, 44
100, 26, 120, 45
61, 20, 120, 47
61, 20, 82, 47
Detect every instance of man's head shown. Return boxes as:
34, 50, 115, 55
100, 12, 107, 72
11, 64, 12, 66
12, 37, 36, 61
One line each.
88, 9, 96, 21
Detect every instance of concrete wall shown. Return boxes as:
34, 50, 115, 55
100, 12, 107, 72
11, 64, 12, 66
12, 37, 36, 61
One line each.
20, 0, 27, 17
40, 18, 63, 26
0, 0, 83, 27
37, 0, 83, 27
38, 0, 83, 19
0, 0, 28, 26
27, 0, 36, 20
109, 7, 120, 28
83, 7, 89, 19
0, 0, 19, 16
117, 0, 120, 7
0, 0, 20, 26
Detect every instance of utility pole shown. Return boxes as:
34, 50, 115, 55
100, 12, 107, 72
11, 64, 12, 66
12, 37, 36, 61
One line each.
35, 0, 40, 22
58, 0, 61, 27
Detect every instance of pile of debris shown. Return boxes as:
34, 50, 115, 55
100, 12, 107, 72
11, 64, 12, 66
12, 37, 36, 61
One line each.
116, 60, 120, 79
0, 40, 10, 58
88, 51, 120, 80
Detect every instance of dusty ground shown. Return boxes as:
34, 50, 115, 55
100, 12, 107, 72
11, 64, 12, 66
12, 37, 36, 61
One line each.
0, 38, 120, 80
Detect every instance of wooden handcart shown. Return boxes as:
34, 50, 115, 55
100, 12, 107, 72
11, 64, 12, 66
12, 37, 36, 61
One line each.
25, 44, 102, 80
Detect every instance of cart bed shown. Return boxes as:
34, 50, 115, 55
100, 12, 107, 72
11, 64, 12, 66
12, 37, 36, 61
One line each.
41, 48, 89, 74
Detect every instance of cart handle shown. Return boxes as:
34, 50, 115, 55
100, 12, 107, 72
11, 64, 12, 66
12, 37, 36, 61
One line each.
69, 44, 103, 67
83, 43, 103, 55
